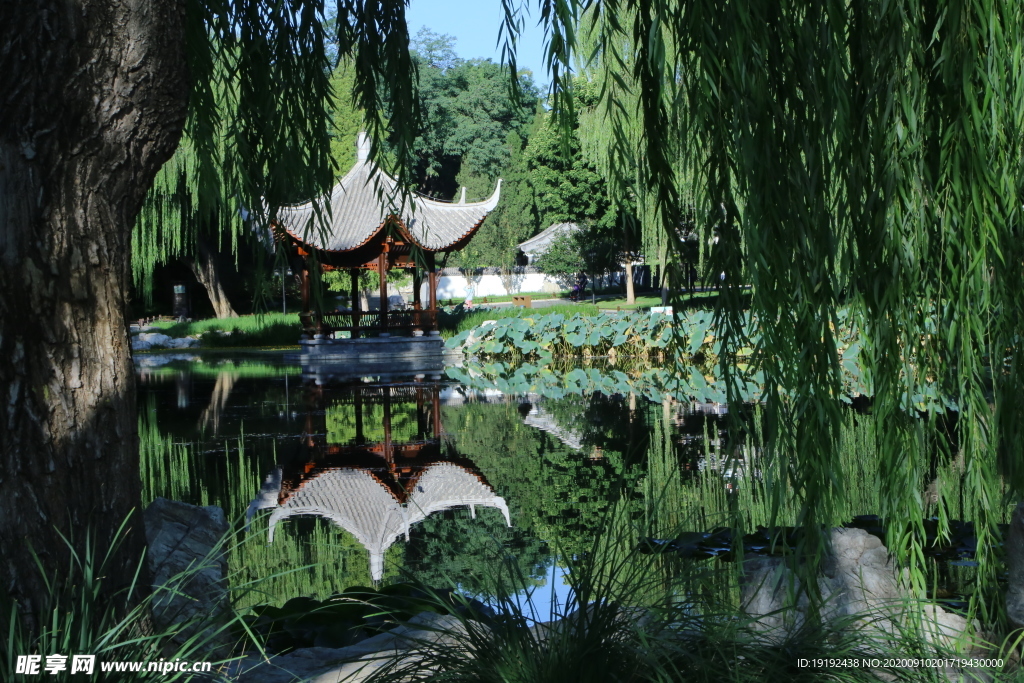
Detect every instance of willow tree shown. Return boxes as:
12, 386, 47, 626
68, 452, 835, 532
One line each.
133, 59, 365, 317
0, 0, 417, 624
564, 0, 1024, 620
3, 0, 1021, 631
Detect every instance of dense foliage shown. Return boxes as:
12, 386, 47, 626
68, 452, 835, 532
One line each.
406, 29, 539, 201
551, 2, 1024, 624
126, 0, 1024, 631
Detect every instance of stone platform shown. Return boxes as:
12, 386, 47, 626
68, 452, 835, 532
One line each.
289, 334, 460, 381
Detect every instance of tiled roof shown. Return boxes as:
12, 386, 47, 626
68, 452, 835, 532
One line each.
406, 462, 511, 527
258, 462, 509, 581
266, 468, 407, 582
518, 222, 580, 258
273, 133, 501, 253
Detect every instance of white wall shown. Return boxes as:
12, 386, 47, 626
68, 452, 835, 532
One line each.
425, 272, 565, 301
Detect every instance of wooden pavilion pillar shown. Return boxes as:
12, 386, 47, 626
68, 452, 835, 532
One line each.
354, 386, 364, 445
427, 252, 438, 331
300, 266, 313, 335
412, 267, 422, 332
301, 267, 310, 312
431, 384, 441, 437
350, 268, 361, 339
415, 383, 426, 439
378, 252, 389, 336
382, 385, 393, 466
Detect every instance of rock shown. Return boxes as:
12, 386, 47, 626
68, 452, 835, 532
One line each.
741, 529, 911, 639
1006, 503, 1024, 630
144, 498, 230, 646
818, 527, 905, 634
133, 353, 199, 368
741, 528, 988, 674
132, 332, 199, 350
740, 555, 809, 641
235, 611, 477, 683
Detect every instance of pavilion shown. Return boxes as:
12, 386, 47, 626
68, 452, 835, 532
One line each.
272, 133, 501, 339
246, 380, 510, 581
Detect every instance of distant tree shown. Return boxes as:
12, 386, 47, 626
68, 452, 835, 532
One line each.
522, 111, 616, 231
405, 30, 538, 200
536, 226, 619, 300
534, 231, 583, 289
456, 129, 538, 278
410, 27, 459, 73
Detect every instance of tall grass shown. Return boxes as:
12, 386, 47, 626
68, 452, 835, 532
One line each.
147, 313, 302, 348
357, 500, 1008, 683
1, 517, 237, 681
139, 412, 395, 612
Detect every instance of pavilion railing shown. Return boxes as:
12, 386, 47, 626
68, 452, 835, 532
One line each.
300, 309, 438, 338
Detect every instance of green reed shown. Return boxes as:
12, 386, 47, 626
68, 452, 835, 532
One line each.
139, 410, 387, 611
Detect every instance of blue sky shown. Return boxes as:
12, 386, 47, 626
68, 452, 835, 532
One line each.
405, 0, 550, 86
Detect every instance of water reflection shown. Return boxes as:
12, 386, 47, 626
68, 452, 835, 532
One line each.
247, 381, 510, 581
136, 356, 1010, 613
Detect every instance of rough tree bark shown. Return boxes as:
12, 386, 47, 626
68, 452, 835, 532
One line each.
189, 235, 240, 319
0, 0, 188, 626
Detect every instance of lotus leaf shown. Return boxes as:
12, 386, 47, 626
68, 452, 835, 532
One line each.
566, 332, 586, 346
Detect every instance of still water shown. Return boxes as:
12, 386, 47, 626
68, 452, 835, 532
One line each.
136, 353, 1007, 613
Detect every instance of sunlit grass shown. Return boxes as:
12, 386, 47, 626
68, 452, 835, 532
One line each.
438, 303, 601, 337
147, 312, 302, 348
597, 295, 665, 310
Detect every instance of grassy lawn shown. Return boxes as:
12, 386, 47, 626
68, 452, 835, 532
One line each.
438, 303, 601, 337
597, 290, 739, 311
147, 312, 302, 348
596, 295, 664, 310
438, 291, 567, 306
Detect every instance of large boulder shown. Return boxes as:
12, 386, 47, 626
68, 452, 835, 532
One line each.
741, 528, 987, 667
234, 611, 475, 683
144, 498, 230, 645
1007, 503, 1024, 630
132, 332, 199, 350
818, 527, 905, 633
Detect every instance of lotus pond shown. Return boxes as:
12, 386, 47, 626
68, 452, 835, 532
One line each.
136, 352, 1015, 627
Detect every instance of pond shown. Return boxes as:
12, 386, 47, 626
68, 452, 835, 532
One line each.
136, 353, 1013, 618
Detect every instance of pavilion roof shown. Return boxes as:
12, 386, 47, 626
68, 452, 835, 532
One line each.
256, 462, 510, 581
517, 222, 580, 261
273, 133, 501, 254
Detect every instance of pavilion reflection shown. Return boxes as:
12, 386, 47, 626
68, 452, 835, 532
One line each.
247, 378, 510, 581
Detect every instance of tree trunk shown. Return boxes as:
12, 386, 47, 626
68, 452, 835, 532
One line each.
624, 259, 636, 305
0, 0, 188, 629
189, 235, 239, 319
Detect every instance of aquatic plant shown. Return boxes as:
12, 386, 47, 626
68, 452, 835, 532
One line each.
447, 310, 693, 359
437, 303, 600, 338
